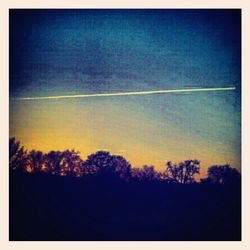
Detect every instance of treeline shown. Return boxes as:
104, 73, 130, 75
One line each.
9, 137, 241, 185
9, 138, 241, 240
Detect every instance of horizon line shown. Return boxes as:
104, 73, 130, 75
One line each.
13, 86, 236, 101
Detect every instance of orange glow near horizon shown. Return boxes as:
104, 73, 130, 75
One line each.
10, 96, 241, 179
9, 9, 241, 181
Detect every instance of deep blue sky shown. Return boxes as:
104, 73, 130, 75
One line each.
10, 9, 241, 175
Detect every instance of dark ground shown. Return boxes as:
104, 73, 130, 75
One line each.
9, 171, 241, 241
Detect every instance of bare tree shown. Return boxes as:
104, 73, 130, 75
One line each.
164, 160, 200, 184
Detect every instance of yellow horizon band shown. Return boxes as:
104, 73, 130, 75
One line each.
14, 87, 236, 101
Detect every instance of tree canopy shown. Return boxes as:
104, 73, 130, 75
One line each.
164, 160, 200, 184
207, 164, 241, 185
9, 138, 240, 184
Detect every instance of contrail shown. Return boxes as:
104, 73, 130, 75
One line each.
14, 87, 236, 101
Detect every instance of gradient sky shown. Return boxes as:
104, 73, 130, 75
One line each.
9, 9, 241, 176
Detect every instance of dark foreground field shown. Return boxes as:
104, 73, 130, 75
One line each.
10, 171, 241, 241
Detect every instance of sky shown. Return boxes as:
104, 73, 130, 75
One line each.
9, 9, 241, 176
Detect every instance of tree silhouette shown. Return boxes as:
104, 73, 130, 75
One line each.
111, 155, 132, 180
9, 138, 241, 187
164, 160, 200, 184
26, 150, 44, 173
207, 164, 241, 185
83, 151, 131, 179
131, 167, 144, 180
9, 137, 27, 171
44, 151, 63, 175
83, 151, 113, 176
59, 150, 83, 177
131, 165, 161, 181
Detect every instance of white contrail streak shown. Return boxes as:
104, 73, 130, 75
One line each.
14, 87, 236, 101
